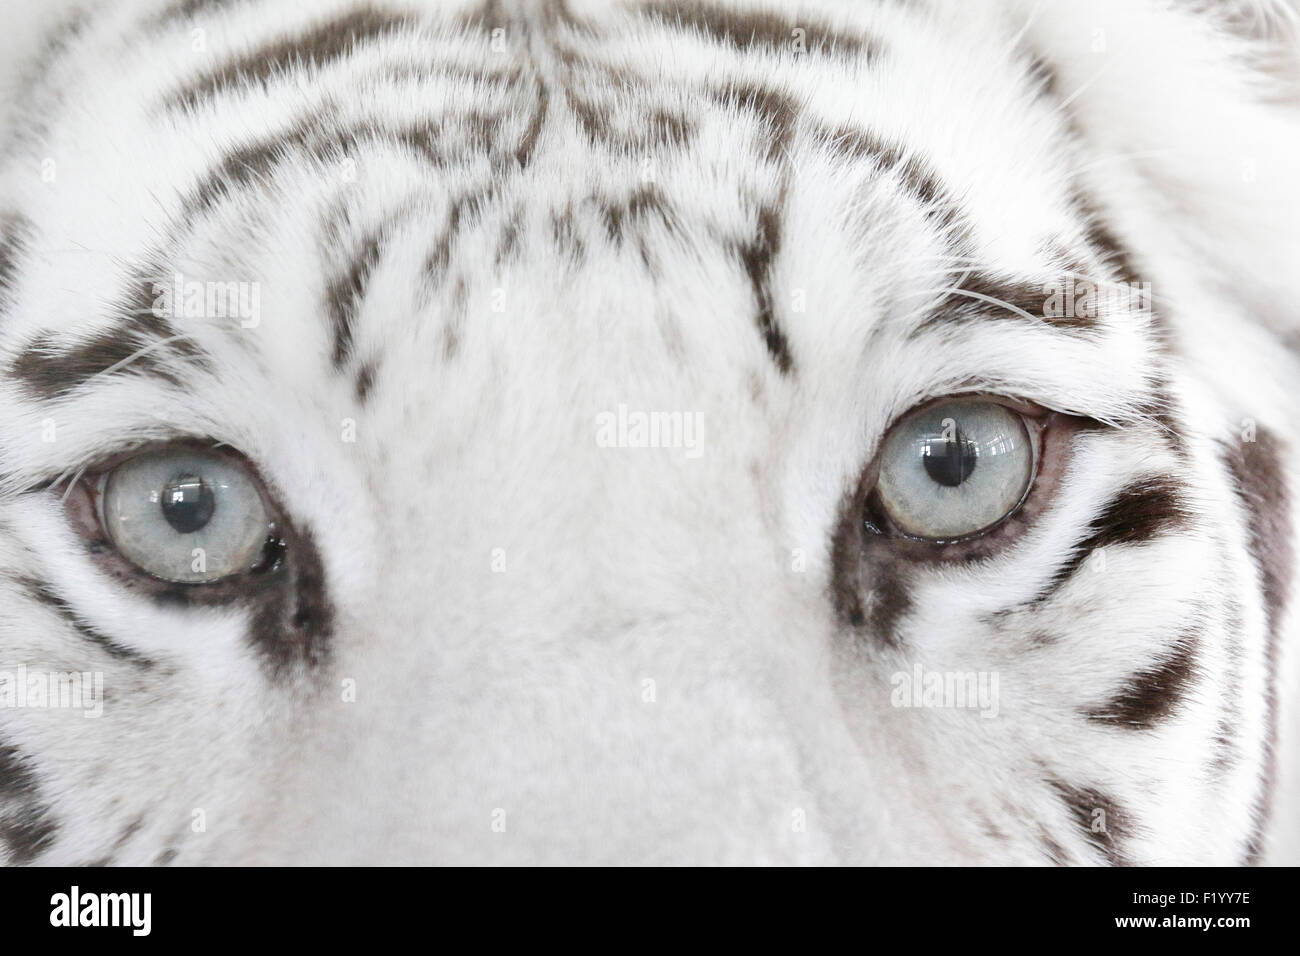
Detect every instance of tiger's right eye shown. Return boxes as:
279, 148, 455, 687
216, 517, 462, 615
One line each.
100, 446, 274, 584
872, 399, 1036, 542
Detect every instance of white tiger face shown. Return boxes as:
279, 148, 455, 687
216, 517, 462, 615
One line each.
0, 0, 1297, 865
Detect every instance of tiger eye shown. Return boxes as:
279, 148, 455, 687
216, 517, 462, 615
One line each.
101, 447, 271, 584
874, 400, 1034, 541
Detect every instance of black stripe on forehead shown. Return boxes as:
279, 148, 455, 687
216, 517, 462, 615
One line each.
326, 228, 385, 370
1015, 39, 1144, 287
185, 114, 433, 220
0, 742, 57, 865
424, 184, 500, 286
161, 7, 418, 111
10, 269, 212, 401
564, 88, 696, 153
734, 201, 794, 376
1220, 427, 1292, 864
515, 80, 549, 167
824, 125, 962, 237
638, 0, 878, 60
597, 185, 677, 246
710, 81, 798, 163
180, 92, 546, 227
818, 131, 1139, 337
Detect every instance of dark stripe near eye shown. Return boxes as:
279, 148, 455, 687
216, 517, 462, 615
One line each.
9, 276, 211, 401
914, 272, 1097, 334
1047, 778, 1131, 866
17, 578, 155, 668
1082, 632, 1199, 730
244, 519, 334, 680
829, 504, 913, 643
12, 332, 177, 401
1029, 476, 1190, 605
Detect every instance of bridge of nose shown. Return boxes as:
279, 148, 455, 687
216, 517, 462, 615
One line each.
265, 604, 852, 864
255, 389, 868, 862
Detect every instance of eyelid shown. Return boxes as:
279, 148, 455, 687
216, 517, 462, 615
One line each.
857, 393, 1046, 491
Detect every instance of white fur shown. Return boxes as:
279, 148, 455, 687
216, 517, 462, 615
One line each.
0, 0, 1296, 864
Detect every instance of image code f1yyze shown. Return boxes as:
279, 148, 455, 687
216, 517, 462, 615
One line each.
0, 0, 1296, 868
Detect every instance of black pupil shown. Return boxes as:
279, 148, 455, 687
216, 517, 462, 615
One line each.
160, 474, 215, 534
922, 428, 977, 487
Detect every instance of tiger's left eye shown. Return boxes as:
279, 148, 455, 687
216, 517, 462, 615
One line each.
100, 447, 272, 583
873, 400, 1035, 541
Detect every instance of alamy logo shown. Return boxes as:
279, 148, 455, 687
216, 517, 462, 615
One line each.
890, 664, 1000, 718
595, 404, 705, 459
1042, 277, 1152, 320
0, 666, 103, 718
151, 272, 261, 328
50, 886, 151, 936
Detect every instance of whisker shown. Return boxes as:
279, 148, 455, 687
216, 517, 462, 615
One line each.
1054, 57, 1114, 112
59, 465, 88, 504
899, 286, 1049, 326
